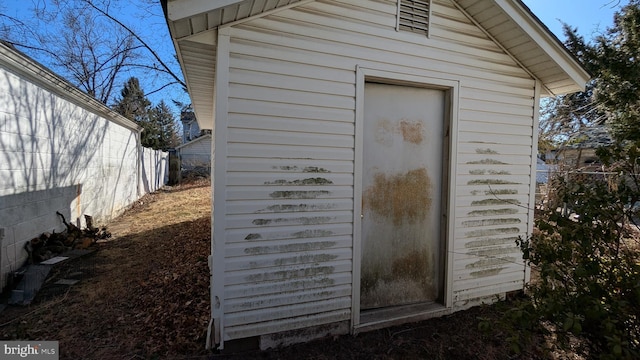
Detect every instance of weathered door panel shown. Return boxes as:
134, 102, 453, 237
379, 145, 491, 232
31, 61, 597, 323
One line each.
361, 82, 445, 310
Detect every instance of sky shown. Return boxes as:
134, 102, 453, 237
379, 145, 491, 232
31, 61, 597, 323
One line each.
522, 0, 626, 40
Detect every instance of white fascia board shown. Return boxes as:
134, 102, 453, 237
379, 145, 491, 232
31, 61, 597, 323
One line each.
167, 0, 245, 21
494, 0, 590, 93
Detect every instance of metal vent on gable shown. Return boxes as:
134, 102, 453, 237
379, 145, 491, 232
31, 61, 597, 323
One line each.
397, 0, 431, 37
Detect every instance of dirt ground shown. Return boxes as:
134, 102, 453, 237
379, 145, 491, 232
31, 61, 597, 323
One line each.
0, 179, 555, 359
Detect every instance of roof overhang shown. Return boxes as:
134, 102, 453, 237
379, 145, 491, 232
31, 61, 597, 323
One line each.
163, 0, 590, 130
454, 0, 590, 96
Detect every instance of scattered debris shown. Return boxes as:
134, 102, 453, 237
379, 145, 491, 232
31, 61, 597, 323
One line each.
8, 265, 51, 305
24, 212, 110, 264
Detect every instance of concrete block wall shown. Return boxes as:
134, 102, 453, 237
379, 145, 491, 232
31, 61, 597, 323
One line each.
0, 61, 168, 290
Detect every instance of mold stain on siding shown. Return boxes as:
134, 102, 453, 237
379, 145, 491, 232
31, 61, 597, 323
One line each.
465, 228, 520, 237
245, 233, 263, 240
252, 216, 333, 226
464, 236, 519, 248
272, 166, 330, 173
469, 169, 511, 175
256, 203, 337, 213
461, 148, 524, 280
245, 266, 336, 282
363, 168, 432, 225
461, 218, 521, 227
467, 159, 508, 165
471, 199, 521, 206
467, 179, 519, 185
470, 189, 518, 196
244, 241, 337, 255
264, 178, 334, 185
467, 208, 519, 216
476, 148, 498, 154
269, 190, 330, 199
292, 229, 334, 238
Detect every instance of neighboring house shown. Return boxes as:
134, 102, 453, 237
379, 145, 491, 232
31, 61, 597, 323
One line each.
0, 41, 168, 291
546, 126, 613, 169
176, 133, 212, 171
163, 0, 590, 350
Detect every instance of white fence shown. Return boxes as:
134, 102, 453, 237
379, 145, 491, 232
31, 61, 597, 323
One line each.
0, 43, 168, 290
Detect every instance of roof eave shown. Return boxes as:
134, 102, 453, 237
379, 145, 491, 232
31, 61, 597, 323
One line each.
497, 0, 590, 95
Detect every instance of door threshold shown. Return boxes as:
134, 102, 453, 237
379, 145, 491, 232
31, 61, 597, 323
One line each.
356, 302, 451, 333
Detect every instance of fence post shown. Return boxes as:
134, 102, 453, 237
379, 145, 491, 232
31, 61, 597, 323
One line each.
168, 150, 181, 185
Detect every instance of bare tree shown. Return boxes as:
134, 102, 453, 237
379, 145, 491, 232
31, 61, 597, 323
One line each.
1, 0, 185, 105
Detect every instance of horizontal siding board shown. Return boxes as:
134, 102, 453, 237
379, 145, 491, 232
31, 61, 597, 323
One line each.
229, 114, 354, 134
225, 210, 353, 229
227, 143, 354, 160
225, 222, 353, 243
225, 297, 352, 327
458, 163, 532, 175
454, 192, 530, 206
459, 87, 532, 107
226, 284, 352, 313
455, 184, 531, 197
453, 250, 523, 268
457, 143, 534, 156
453, 280, 523, 303
225, 272, 353, 299
227, 172, 352, 186
454, 234, 523, 251
452, 269, 524, 291
225, 309, 351, 340
459, 99, 534, 117
226, 235, 353, 257
226, 185, 353, 202
224, 260, 353, 286
226, 158, 354, 173
226, 198, 353, 215
228, 98, 354, 122
231, 53, 356, 82
457, 131, 533, 146
459, 110, 533, 127
227, 128, 354, 147
229, 83, 355, 110
458, 153, 532, 165
225, 247, 353, 271
455, 212, 529, 228
229, 68, 355, 96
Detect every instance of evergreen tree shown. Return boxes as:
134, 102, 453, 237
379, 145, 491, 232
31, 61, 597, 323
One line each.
594, 0, 640, 141
150, 100, 180, 150
542, 1, 640, 145
113, 77, 159, 149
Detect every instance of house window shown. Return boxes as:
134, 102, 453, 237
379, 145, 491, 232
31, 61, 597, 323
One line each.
397, 0, 431, 37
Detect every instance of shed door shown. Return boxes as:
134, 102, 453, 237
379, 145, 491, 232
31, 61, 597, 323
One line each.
361, 82, 445, 310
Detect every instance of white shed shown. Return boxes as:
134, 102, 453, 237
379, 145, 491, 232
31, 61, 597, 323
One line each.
163, 0, 589, 350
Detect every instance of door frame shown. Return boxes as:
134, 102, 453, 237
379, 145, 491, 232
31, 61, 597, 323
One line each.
352, 66, 460, 331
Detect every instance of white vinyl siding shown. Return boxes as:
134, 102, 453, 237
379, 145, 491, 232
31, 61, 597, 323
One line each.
219, 0, 535, 340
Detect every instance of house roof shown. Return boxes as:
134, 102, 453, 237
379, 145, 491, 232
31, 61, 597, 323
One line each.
0, 41, 142, 132
175, 133, 212, 150
162, 0, 591, 130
